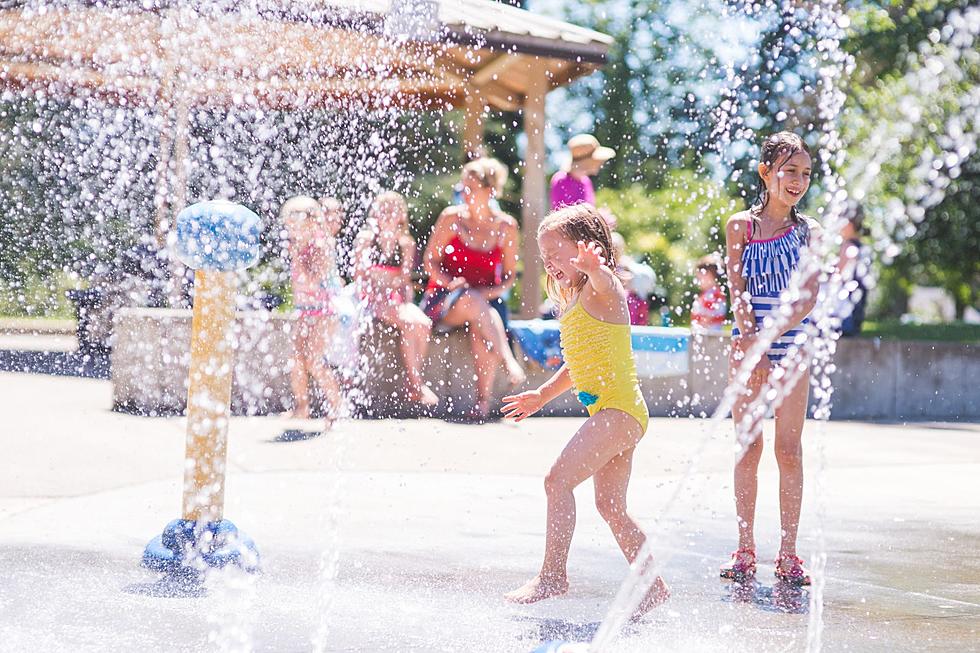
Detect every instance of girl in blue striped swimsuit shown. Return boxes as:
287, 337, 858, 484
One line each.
721, 132, 821, 587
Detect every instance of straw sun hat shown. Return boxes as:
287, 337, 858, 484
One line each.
567, 133, 616, 163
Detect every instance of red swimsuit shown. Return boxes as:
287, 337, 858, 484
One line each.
421, 232, 504, 323
426, 235, 503, 291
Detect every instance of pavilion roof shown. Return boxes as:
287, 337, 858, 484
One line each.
0, 0, 613, 111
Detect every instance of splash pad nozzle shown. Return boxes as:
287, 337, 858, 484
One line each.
143, 201, 262, 584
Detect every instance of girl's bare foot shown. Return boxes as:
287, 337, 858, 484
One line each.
476, 397, 491, 420
505, 360, 527, 387
630, 576, 670, 621
504, 573, 569, 604
287, 405, 311, 419
407, 384, 439, 407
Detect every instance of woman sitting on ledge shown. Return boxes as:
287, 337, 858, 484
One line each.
421, 158, 526, 420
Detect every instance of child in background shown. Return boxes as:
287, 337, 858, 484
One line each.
722, 131, 821, 586
611, 231, 657, 326
317, 197, 359, 376
835, 202, 869, 337
501, 204, 668, 616
691, 255, 727, 332
354, 191, 438, 407
282, 196, 343, 427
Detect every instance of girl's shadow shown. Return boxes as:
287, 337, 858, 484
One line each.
723, 579, 809, 614
514, 616, 603, 644
271, 429, 323, 443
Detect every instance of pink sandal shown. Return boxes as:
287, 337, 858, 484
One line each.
720, 548, 756, 581
774, 554, 811, 586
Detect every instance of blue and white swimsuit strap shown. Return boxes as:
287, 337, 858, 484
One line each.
732, 220, 811, 362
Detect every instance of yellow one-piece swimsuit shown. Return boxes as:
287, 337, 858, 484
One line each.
559, 301, 649, 433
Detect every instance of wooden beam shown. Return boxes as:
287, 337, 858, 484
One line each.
463, 87, 487, 161
479, 80, 523, 112
471, 53, 513, 87
518, 62, 548, 318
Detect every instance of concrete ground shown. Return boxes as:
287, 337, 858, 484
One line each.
1, 370, 978, 652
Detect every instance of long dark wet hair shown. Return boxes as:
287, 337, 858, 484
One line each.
751, 131, 812, 242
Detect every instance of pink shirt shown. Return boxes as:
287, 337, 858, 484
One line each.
550, 171, 595, 210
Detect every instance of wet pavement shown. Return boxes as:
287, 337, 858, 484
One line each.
1, 371, 978, 652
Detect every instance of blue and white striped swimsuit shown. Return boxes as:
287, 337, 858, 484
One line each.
732, 224, 810, 362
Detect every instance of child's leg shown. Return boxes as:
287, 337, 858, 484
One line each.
593, 447, 643, 560
731, 365, 767, 552
505, 409, 643, 604
390, 303, 438, 405
308, 318, 344, 425
594, 445, 670, 615
773, 369, 809, 559
289, 319, 312, 417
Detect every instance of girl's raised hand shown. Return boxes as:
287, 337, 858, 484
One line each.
570, 240, 609, 276
501, 389, 544, 422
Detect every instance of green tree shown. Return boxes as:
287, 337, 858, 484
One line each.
841, 0, 979, 317
596, 169, 735, 318
555, 0, 729, 189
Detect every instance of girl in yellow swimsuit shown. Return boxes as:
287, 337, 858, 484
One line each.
501, 204, 669, 616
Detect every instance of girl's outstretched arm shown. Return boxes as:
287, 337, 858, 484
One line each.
502, 364, 572, 421
570, 241, 617, 296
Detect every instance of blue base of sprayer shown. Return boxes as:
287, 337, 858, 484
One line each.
142, 519, 260, 582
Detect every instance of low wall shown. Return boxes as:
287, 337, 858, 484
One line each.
111, 309, 293, 416
829, 338, 980, 419
110, 308, 979, 421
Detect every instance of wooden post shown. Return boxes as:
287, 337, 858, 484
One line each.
463, 88, 487, 161
164, 95, 192, 307
152, 109, 175, 249
519, 64, 548, 318
181, 269, 237, 522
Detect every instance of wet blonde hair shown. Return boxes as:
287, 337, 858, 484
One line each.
319, 196, 344, 215
537, 204, 618, 315
280, 195, 320, 221
462, 157, 508, 195
370, 190, 410, 236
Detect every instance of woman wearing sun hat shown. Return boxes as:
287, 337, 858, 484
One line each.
549, 134, 616, 210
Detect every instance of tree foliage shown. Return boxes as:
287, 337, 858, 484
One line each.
841, 0, 979, 316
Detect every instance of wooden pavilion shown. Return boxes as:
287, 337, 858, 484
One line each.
0, 0, 613, 313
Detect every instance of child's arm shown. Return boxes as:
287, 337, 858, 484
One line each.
502, 364, 572, 422
570, 240, 618, 295
351, 231, 372, 282
725, 215, 756, 336
400, 237, 417, 300
777, 222, 823, 335
422, 209, 464, 289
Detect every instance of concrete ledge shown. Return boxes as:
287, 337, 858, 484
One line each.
831, 339, 980, 420
111, 308, 292, 416
0, 318, 76, 335
110, 308, 979, 421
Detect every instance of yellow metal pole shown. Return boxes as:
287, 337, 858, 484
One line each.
143, 199, 260, 578
181, 269, 237, 522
